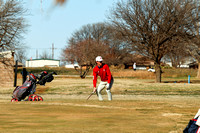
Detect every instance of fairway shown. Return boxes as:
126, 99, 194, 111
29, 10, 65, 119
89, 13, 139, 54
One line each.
1, 77, 200, 133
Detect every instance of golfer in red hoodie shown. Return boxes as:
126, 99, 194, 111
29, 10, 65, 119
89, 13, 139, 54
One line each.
93, 56, 114, 101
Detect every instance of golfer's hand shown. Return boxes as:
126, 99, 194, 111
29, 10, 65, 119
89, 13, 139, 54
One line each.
93, 88, 97, 93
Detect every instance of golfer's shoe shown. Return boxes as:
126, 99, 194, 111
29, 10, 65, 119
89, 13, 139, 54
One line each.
106, 89, 112, 101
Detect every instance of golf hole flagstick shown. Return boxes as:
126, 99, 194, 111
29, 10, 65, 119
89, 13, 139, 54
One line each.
86, 90, 98, 100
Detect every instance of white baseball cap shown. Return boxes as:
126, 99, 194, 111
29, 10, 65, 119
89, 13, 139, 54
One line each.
96, 56, 103, 62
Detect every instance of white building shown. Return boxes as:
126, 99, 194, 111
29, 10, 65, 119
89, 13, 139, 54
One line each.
26, 59, 60, 67
65, 64, 79, 68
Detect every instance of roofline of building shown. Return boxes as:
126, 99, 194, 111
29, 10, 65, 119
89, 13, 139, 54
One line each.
26, 59, 60, 61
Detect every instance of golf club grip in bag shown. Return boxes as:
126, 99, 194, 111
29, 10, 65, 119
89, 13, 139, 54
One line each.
38, 72, 57, 85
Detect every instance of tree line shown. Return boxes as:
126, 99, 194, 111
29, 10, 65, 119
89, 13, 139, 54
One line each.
0, 0, 200, 83
62, 0, 200, 82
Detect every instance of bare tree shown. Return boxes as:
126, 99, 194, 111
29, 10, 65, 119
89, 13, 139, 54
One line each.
62, 23, 132, 66
186, 41, 200, 77
61, 22, 132, 78
185, 1, 200, 78
39, 50, 51, 59
103, 25, 133, 66
0, 0, 27, 53
62, 23, 112, 66
108, 0, 199, 82
15, 47, 27, 64
163, 42, 191, 68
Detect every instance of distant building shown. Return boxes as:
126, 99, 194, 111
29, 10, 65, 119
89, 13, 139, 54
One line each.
125, 55, 155, 69
188, 62, 198, 69
65, 64, 79, 68
164, 58, 195, 68
26, 59, 60, 67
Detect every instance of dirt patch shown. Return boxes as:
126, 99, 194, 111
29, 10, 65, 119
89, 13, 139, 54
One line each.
35, 86, 49, 94
162, 113, 182, 117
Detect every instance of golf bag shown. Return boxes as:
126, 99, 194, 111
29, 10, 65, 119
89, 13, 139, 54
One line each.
37, 71, 57, 85
11, 71, 57, 102
12, 73, 37, 101
184, 117, 200, 133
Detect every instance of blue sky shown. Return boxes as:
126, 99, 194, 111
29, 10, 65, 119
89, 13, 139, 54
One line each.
23, 0, 119, 60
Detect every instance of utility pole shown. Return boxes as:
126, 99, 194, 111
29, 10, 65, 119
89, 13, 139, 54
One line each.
36, 49, 38, 59
14, 60, 18, 87
52, 43, 54, 59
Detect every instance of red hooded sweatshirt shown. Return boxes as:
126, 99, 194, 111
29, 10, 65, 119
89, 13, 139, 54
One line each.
93, 63, 112, 88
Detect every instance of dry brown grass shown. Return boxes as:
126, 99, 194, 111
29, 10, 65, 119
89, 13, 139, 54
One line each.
111, 70, 155, 79
0, 94, 199, 133
1, 72, 200, 133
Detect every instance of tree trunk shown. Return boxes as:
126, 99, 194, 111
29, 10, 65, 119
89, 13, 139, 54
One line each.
197, 62, 200, 78
155, 63, 161, 83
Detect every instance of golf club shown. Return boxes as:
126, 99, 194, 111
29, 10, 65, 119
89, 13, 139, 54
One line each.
86, 91, 95, 100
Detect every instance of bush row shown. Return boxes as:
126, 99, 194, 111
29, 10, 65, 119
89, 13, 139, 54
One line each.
16, 67, 198, 78
17, 67, 81, 75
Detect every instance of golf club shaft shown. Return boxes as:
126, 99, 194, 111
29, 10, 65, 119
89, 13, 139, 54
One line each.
87, 92, 94, 100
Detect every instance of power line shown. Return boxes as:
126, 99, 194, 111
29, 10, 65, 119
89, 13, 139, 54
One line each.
28, 44, 63, 59
28, 47, 63, 50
